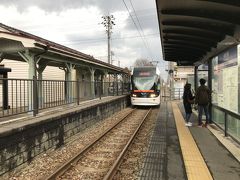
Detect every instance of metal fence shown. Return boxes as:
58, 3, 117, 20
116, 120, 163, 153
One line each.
212, 104, 240, 143
0, 78, 130, 117
160, 87, 184, 101
170, 88, 184, 100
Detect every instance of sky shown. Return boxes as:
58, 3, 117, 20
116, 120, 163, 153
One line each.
0, 0, 168, 80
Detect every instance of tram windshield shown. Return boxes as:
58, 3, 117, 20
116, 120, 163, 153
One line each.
132, 67, 157, 90
133, 76, 157, 90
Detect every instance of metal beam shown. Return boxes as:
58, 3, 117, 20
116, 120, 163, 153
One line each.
161, 9, 239, 25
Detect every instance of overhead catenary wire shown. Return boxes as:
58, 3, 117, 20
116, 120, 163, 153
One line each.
128, 0, 155, 61
122, 0, 154, 61
59, 33, 160, 45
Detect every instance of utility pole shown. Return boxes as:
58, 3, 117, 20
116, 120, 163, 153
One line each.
111, 51, 114, 64
101, 15, 115, 64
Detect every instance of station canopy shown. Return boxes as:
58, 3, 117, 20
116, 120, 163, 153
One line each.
156, 0, 240, 66
0, 23, 127, 75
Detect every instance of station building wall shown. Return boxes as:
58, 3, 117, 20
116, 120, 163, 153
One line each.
0, 60, 102, 108
0, 60, 66, 108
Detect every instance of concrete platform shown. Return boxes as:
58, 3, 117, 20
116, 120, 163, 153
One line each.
178, 102, 240, 180
1, 98, 240, 179
139, 101, 186, 180
0, 95, 130, 175
140, 100, 240, 180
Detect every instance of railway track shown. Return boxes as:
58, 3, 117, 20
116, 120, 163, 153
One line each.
45, 108, 152, 180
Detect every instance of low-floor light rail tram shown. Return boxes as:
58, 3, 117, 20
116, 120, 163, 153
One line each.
131, 66, 161, 106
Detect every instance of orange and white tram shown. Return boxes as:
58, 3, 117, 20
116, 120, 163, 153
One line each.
130, 66, 161, 106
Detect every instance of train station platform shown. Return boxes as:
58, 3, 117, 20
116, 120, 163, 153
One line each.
140, 100, 240, 180
0, 95, 130, 176
0, 98, 240, 179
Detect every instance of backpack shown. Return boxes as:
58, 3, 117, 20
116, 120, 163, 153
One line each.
197, 87, 209, 105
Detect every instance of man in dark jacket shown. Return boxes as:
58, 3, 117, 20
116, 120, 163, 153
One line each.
195, 78, 211, 127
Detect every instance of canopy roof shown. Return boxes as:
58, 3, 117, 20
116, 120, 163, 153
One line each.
156, 0, 240, 66
0, 23, 127, 74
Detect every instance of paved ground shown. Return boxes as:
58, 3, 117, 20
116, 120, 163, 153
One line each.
178, 102, 240, 180
140, 100, 240, 180
139, 101, 186, 180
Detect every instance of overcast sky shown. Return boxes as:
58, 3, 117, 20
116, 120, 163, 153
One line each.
0, 0, 167, 79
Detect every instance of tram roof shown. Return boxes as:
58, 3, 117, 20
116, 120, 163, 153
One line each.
156, 0, 240, 66
132, 66, 160, 76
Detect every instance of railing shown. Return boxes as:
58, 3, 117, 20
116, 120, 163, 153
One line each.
170, 88, 184, 100
212, 104, 240, 143
0, 78, 130, 118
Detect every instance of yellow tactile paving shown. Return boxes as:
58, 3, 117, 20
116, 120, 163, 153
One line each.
172, 102, 213, 180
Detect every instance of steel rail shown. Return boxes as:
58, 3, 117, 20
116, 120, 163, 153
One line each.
45, 108, 136, 180
103, 108, 152, 180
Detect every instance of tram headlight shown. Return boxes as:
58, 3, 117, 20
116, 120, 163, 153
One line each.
149, 93, 157, 98
132, 93, 137, 97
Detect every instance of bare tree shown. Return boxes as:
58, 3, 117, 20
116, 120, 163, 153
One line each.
133, 58, 152, 67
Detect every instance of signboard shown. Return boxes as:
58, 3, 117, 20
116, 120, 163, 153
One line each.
218, 46, 237, 68
212, 46, 238, 112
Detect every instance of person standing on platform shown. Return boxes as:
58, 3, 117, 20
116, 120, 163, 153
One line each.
183, 83, 195, 126
195, 78, 211, 127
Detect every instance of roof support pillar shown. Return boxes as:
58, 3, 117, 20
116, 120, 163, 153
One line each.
89, 67, 96, 99
18, 51, 36, 113
18, 51, 36, 79
122, 73, 130, 83
94, 71, 102, 98
194, 66, 198, 93
75, 67, 86, 100
102, 71, 108, 96
37, 61, 48, 108
119, 73, 124, 95
114, 73, 118, 96
65, 63, 74, 103
122, 73, 130, 94
208, 59, 212, 123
